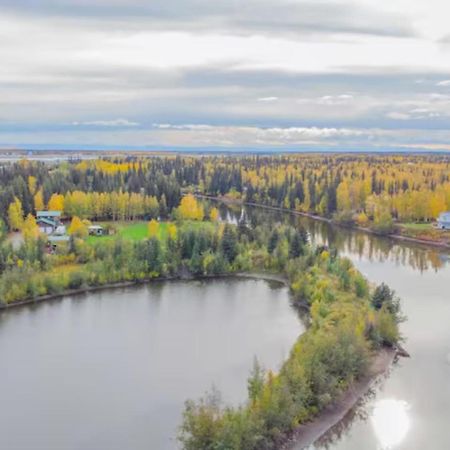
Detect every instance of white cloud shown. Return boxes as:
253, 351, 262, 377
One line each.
387, 108, 442, 120
152, 123, 214, 130
72, 118, 140, 127
436, 80, 450, 86
317, 94, 354, 105
409, 108, 440, 118
257, 96, 279, 102
151, 123, 367, 146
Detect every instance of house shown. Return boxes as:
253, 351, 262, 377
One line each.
54, 225, 67, 236
88, 225, 104, 236
36, 210, 62, 234
437, 212, 450, 230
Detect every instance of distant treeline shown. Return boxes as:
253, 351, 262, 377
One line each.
1, 154, 449, 232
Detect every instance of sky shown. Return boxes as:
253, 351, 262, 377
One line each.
2, 0, 450, 151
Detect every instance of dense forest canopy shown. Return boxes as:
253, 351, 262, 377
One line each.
0, 154, 450, 239
1, 154, 449, 233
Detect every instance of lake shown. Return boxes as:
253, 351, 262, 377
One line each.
0, 279, 303, 450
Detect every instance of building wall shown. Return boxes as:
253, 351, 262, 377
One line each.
38, 225, 53, 234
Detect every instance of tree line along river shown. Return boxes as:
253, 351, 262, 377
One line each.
0, 202, 449, 450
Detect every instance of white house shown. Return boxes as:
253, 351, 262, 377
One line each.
437, 212, 450, 230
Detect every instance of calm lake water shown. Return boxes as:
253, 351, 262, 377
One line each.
222, 203, 450, 450
0, 279, 303, 450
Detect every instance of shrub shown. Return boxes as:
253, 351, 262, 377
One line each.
68, 271, 85, 289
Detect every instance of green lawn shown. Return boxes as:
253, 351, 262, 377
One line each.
86, 220, 215, 245
399, 222, 433, 231
86, 221, 168, 244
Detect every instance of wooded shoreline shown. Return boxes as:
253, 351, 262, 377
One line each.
0, 271, 288, 310
196, 194, 450, 250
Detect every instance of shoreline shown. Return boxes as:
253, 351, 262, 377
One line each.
282, 347, 398, 450
0, 271, 288, 311
0, 265, 402, 450
197, 194, 450, 250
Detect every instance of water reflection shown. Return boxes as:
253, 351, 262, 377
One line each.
0, 280, 303, 450
214, 202, 450, 273
371, 399, 410, 449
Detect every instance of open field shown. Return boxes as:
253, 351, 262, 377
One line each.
86, 220, 216, 245
86, 221, 167, 244
399, 222, 434, 231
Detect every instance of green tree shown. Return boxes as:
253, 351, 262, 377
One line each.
221, 224, 238, 263
289, 230, 306, 258
371, 283, 402, 321
147, 237, 164, 274
268, 229, 279, 254
247, 358, 265, 403
178, 389, 224, 450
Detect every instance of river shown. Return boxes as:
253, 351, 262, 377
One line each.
220, 202, 450, 450
0, 279, 303, 450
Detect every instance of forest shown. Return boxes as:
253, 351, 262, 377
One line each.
1, 154, 449, 238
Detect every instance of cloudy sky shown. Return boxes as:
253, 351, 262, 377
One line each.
2, 0, 450, 151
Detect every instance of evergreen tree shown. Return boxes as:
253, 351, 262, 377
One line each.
371, 283, 402, 321
289, 231, 305, 258
147, 237, 164, 274
268, 229, 279, 254
221, 224, 238, 263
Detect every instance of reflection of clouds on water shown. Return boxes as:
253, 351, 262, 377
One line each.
371, 399, 410, 449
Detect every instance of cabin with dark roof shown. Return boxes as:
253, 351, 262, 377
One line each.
36, 210, 62, 234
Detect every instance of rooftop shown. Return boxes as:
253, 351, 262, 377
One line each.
37, 217, 56, 226
37, 210, 61, 217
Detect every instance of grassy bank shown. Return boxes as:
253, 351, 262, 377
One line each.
397, 222, 450, 244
